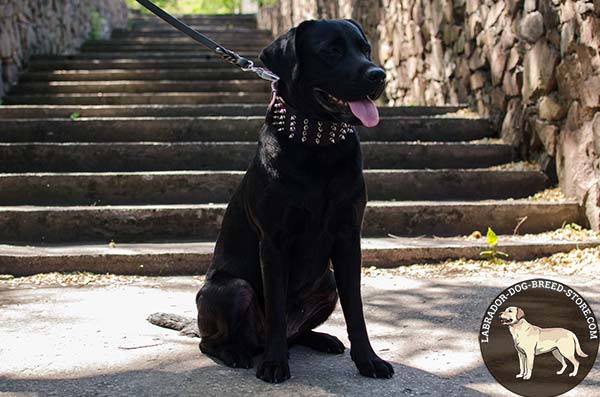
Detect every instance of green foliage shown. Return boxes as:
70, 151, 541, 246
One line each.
486, 227, 497, 247
480, 227, 509, 264
89, 11, 106, 40
258, 0, 278, 6
70, 112, 81, 120
125, 0, 243, 14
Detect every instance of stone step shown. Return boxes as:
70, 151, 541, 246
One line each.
130, 15, 257, 25
4, 92, 270, 105
129, 23, 258, 32
0, 117, 492, 142
10, 80, 271, 94
0, 170, 547, 205
0, 142, 513, 172
130, 14, 256, 20
32, 52, 260, 60
85, 37, 270, 46
27, 59, 239, 71
0, 201, 583, 243
113, 29, 272, 38
0, 104, 467, 118
91, 36, 271, 45
21, 69, 261, 82
81, 44, 266, 52
130, 20, 257, 30
2, 235, 598, 276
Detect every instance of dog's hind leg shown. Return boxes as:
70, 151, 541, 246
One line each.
196, 276, 264, 369
563, 351, 580, 377
552, 349, 568, 375
288, 271, 345, 354
556, 340, 580, 377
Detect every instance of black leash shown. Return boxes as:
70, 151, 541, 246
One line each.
135, 0, 279, 82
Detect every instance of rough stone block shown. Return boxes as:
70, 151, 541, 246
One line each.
579, 16, 600, 53
503, 69, 522, 96
556, 54, 583, 101
593, 112, 600, 159
467, 11, 483, 39
534, 119, 558, 155
580, 76, 600, 109
491, 87, 507, 111
470, 70, 487, 90
538, 95, 566, 121
506, 46, 521, 70
560, 0, 576, 23
469, 47, 486, 70
524, 0, 537, 13
518, 11, 545, 42
502, 98, 524, 145
507, 0, 524, 15
430, 38, 445, 81
500, 18, 518, 47
522, 40, 558, 103
560, 20, 576, 57
565, 100, 584, 131
539, 0, 560, 31
490, 46, 508, 86
485, 1, 505, 30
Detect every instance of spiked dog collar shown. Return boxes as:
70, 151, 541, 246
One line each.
266, 96, 355, 146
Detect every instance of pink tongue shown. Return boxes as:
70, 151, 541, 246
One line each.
348, 98, 380, 127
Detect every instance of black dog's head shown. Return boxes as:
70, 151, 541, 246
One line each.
260, 19, 386, 127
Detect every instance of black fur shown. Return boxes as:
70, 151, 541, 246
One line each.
196, 19, 392, 383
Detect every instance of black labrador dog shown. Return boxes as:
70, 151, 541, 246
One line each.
196, 19, 393, 383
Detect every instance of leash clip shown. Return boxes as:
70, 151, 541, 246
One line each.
215, 47, 279, 82
248, 65, 280, 82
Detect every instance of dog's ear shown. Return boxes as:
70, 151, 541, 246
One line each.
516, 307, 525, 320
259, 21, 312, 83
345, 19, 368, 42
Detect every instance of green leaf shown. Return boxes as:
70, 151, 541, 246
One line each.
70, 112, 81, 120
496, 251, 510, 257
486, 227, 497, 247
480, 250, 493, 256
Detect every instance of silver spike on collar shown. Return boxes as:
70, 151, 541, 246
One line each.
267, 96, 354, 146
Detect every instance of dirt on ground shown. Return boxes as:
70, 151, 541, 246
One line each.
2, 245, 598, 288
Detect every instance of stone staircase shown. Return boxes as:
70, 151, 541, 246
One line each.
0, 14, 597, 276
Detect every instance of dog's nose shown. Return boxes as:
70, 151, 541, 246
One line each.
366, 67, 386, 82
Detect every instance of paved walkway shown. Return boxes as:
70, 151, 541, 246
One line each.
1, 274, 599, 396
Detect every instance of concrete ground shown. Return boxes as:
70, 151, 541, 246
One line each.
1, 273, 599, 397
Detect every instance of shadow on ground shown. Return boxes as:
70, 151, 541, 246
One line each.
0, 275, 598, 396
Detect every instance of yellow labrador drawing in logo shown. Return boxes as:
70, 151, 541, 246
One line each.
499, 306, 588, 380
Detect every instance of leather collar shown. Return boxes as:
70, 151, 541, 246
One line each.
265, 95, 355, 146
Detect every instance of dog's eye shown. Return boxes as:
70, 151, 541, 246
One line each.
363, 45, 371, 56
324, 46, 342, 57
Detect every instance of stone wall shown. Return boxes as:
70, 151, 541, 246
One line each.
258, 0, 600, 229
0, 0, 128, 97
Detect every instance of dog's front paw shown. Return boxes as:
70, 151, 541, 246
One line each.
351, 350, 394, 379
256, 359, 290, 383
523, 373, 531, 380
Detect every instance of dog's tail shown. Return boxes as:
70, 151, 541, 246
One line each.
147, 312, 200, 337
574, 335, 588, 357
